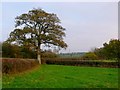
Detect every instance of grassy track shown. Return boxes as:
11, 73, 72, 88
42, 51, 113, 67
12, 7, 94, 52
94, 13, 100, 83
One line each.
2, 65, 119, 88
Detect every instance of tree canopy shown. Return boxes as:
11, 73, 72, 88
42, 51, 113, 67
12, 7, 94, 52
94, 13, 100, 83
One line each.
7, 8, 67, 64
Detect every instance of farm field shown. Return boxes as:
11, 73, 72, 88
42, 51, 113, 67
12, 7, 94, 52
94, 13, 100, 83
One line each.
2, 65, 119, 88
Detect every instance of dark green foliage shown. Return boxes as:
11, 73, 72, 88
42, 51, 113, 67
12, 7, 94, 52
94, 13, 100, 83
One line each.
2, 41, 58, 59
20, 46, 37, 59
2, 42, 21, 58
94, 48, 106, 59
2, 42, 37, 59
2, 58, 38, 74
94, 39, 120, 60
103, 39, 120, 60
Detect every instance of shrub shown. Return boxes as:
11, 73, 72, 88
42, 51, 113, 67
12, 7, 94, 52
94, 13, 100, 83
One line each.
81, 52, 99, 60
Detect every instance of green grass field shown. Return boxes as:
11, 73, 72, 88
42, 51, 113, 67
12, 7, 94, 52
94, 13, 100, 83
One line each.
2, 65, 119, 88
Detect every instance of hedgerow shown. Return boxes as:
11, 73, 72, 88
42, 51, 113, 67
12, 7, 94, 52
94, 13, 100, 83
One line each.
2, 58, 39, 74
44, 58, 119, 68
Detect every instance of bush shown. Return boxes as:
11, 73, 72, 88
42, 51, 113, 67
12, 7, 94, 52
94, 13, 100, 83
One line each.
81, 52, 99, 60
2, 58, 39, 74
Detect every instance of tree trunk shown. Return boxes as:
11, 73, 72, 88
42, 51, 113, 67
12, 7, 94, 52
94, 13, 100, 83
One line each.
37, 44, 41, 64
37, 53, 41, 64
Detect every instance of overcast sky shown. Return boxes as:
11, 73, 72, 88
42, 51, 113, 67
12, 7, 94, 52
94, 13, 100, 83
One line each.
1, 2, 118, 53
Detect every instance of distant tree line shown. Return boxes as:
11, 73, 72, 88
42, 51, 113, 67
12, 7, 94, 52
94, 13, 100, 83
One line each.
59, 52, 85, 58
